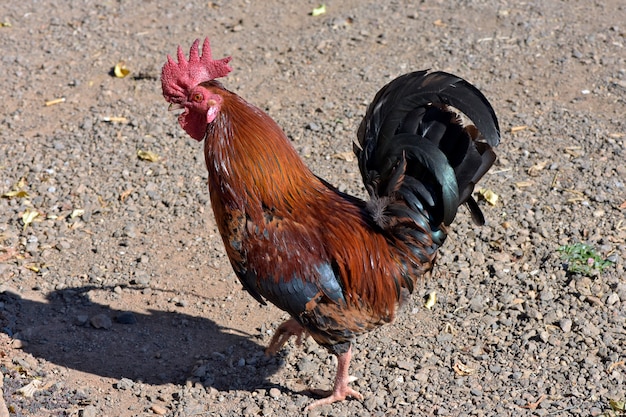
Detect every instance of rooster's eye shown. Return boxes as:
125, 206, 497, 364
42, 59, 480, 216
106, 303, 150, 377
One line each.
192, 93, 203, 103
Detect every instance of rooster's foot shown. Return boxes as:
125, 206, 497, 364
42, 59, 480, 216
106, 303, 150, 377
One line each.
265, 318, 306, 356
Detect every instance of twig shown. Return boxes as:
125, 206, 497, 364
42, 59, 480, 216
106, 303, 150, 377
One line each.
521, 394, 546, 410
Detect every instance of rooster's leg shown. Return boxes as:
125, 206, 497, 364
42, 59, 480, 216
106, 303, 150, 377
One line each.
305, 345, 363, 410
265, 318, 306, 356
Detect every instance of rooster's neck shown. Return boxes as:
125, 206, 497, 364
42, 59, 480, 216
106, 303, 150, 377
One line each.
203, 89, 327, 213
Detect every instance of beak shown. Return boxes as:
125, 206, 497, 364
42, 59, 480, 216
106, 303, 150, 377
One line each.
168, 103, 184, 111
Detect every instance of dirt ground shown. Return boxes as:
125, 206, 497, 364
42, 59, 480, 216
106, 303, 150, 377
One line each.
1, 0, 625, 416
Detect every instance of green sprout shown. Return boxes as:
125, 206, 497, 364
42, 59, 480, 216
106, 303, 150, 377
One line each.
558, 242, 614, 276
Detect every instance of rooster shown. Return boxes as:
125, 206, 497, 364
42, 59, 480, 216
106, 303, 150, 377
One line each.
161, 38, 500, 410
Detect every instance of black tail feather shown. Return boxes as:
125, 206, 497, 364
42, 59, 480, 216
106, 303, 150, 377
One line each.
355, 70, 500, 231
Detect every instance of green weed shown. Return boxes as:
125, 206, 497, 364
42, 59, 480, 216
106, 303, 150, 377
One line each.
557, 242, 614, 276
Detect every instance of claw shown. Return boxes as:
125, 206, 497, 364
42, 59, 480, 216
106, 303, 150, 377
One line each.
304, 345, 362, 411
265, 318, 307, 356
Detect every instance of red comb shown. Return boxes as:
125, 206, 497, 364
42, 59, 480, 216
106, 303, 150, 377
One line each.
161, 38, 232, 100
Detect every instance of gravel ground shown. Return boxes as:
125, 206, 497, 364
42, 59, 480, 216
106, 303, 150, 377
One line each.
1, 1, 625, 416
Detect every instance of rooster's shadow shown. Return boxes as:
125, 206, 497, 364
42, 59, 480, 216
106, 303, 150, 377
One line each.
0, 285, 283, 393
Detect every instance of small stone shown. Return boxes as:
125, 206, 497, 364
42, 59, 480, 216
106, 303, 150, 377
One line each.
395, 360, 415, 371
297, 357, 318, 373
559, 318, 572, 333
132, 272, 151, 286
115, 378, 134, 390
470, 388, 483, 397
12, 339, 27, 349
90, 314, 112, 329
306, 122, 321, 131
606, 293, 619, 305
81, 405, 98, 417
364, 396, 377, 411
150, 404, 168, 415
269, 388, 281, 399
115, 311, 137, 324
590, 407, 603, 416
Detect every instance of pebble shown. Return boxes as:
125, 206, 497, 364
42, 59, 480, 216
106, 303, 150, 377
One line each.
306, 122, 321, 131
297, 357, 318, 373
606, 293, 619, 305
559, 318, 573, 333
115, 378, 134, 390
150, 404, 168, 415
90, 314, 112, 329
268, 388, 281, 399
81, 405, 98, 417
115, 311, 137, 324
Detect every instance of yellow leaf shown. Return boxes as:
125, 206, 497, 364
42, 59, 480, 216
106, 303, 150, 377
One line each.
453, 361, 476, 376
609, 399, 625, 411
311, 4, 326, 16
424, 291, 437, 310
477, 188, 499, 206
22, 209, 40, 230
114, 61, 130, 78
332, 152, 354, 162
71, 209, 85, 218
2, 190, 29, 199
137, 150, 160, 162
24, 264, 40, 273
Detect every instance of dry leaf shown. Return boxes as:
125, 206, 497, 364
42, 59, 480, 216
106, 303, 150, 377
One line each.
120, 188, 134, 202
619, 201, 626, 209
433, 19, 446, 27
2, 189, 29, 199
424, 291, 437, 310
527, 161, 548, 176
71, 209, 85, 219
22, 209, 40, 230
453, 361, 476, 376
17, 380, 42, 398
610, 399, 625, 412
311, 4, 326, 16
45, 97, 65, 106
477, 188, 499, 205
333, 152, 354, 162
137, 150, 160, 162
114, 61, 130, 78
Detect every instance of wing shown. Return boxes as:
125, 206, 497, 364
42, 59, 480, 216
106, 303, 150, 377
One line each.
220, 207, 346, 318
